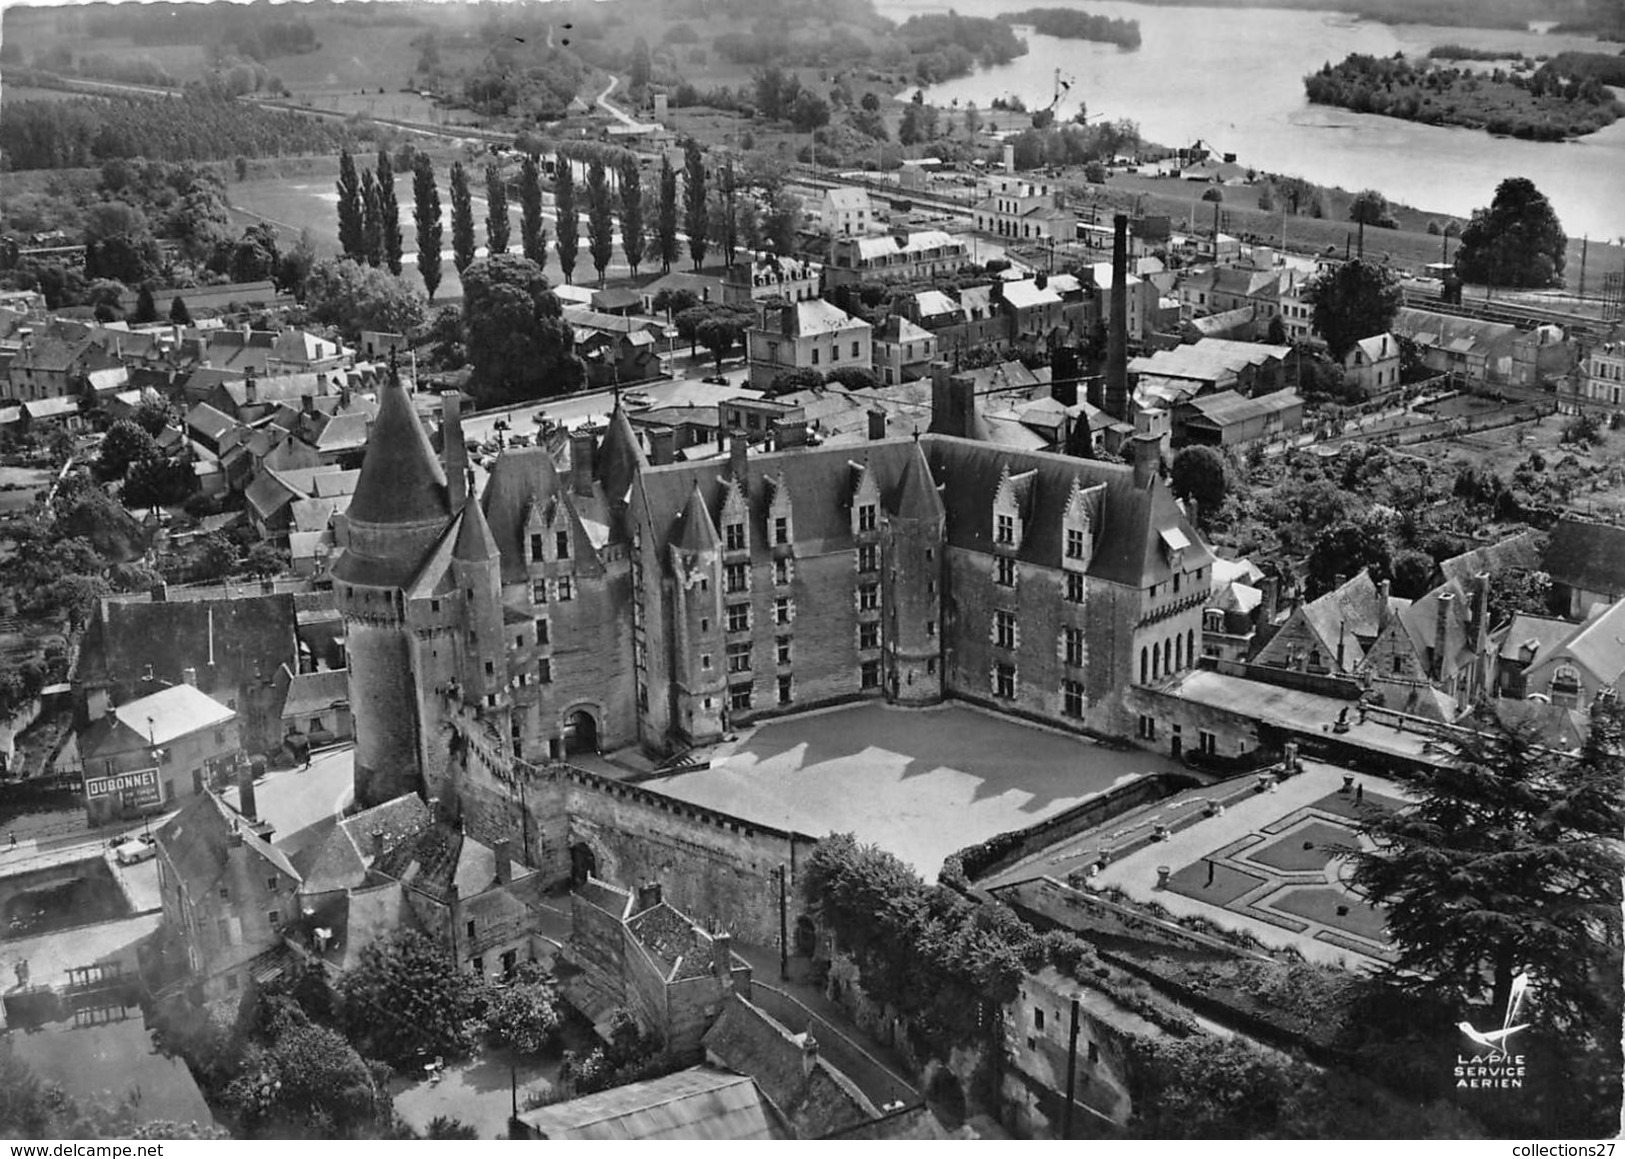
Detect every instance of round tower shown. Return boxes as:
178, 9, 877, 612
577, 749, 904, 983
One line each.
882, 442, 947, 706
332, 372, 452, 808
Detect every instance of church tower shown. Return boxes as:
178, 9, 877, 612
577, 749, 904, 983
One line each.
332, 371, 453, 808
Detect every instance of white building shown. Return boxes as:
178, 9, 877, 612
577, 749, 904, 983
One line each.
747, 299, 873, 390
821, 187, 874, 237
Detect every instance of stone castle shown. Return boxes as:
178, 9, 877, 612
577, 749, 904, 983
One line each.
332, 370, 1213, 817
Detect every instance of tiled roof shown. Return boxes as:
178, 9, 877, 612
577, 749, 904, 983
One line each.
279, 668, 349, 720
626, 900, 711, 979
1542, 518, 1625, 598
1438, 530, 1545, 590
516, 1067, 788, 1140
1181, 390, 1301, 428
1554, 597, 1625, 685
156, 790, 299, 895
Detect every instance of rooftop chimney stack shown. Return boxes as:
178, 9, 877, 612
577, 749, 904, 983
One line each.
240, 755, 264, 824
570, 429, 597, 497
443, 392, 468, 513
728, 434, 748, 481
867, 408, 888, 441
181, 666, 197, 686
1131, 431, 1160, 490
648, 427, 676, 465
1434, 591, 1455, 680
493, 838, 512, 886
371, 829, 385, 862
1106, 214, 1130, 420
636, 882, 663, 912
711, 930, 733, 982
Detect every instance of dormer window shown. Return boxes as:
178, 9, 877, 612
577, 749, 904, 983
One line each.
555, 531, 570, 560
725, 523, 746, 551
996, 514, 1015, 545
858, 505, 877, 532
1066, 528, 1085, 560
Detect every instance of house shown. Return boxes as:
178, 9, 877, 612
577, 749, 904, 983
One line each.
5, 331, 123, 402
1511, 598, 1625, 710
1201, 557, 1269, 663
722, 252, 823, 309
1390, 308, 1518, 385
78, 682, 242, 825
1177, 266, 1285, 323
1491, 611, 1581, 700
1564, 339, 1625, 413
561, 878, 752, 1060
513, 1067, 790, 1140
1278, 283, 1315, 346
1437, 529, 1545, 591
153, 788, 300, 1001
296, 793, 431, 901
578, 329, 663, 389
640, 271, 727, 315
1355, 576, 1494, 714
1542, 517, 1625, 619
1173, 389, 1301, 448
747, 299, 873, 390
821, 186, 874, 237
590, 287, 645, 316
1342, 333, 1401, 397
1253, 570, 1404, 679
1130, 339, 1292, 403
276, 665, 352, 750
1510, 324, 1575, 389
871, 316, 938, 386
824, 231, 970, 288
974, 176, 1075, 242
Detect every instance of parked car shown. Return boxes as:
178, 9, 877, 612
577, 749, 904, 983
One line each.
702, 375, 730, 386
112, 835, 156, 865
622, 391, 654, 409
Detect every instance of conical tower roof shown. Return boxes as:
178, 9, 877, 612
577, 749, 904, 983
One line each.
452, 484, 500, 563
596, 401, 648, 506
892, 441, 944, 521
673, 480, 719, 554
347, 371, 449, 527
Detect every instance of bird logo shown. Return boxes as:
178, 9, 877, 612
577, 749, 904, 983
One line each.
1457, 971, 1531, 1056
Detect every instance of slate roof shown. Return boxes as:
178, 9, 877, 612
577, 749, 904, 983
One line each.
1542, 518, 1625, 599
452, 499, 500, 563
1549, 597, 1625, 685
625, 900, 723, 982
156, 790, 299, 896
1438, 530, 1545, 590
1181, 390, 1301, 428
280, 668, 349, 720
1393, 307, 1518, 359
79, 593, 297, 693
516, 1067, 788, 1140
299, 793, 430, 894
480, 446, 566, 585
370, 821, 529, 903
1495, 612, 1574, 667
848, 230, 956, 261
344, 372, 449, 527
186, 403, 238, 444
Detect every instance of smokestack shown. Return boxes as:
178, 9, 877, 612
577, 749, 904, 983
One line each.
570, 429, 596, 497
1260, 574, 1280, 626
1474, 570, 1491, 638
443, 392, 467, 513
1435, 591, 1455, 679
240, 755, 264, 823
636, 882, 663, 912
1106, 214, 1130, 420
1131, 431, 1160, 489
1003, 143, 1015, 174
181, 666, 197, 686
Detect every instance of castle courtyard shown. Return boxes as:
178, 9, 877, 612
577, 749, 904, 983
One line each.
643, 702, 1188, 879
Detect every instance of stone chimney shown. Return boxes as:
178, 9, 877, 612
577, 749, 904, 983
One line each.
648, 427, 676, 465
1003, 143, 1015, 174
371, 829, 385, 862
636, 882, 663, 912
317, 371, 329, 393
711, 930, 732, 980
1106, 214, 1130, 420
570, 429, 597, 498
239, 755, 263, 823
728, 434, 748, 481
443, 391, 468, 514
300, 394, 314, 416
779, 302, 796, 338
774, 418, 808, 450
1434, 591, 1455, 680
181, 666, 197, 686
1473, 570, 1491, 639
929, 362, 978, 439
1131, 432, 1160, 489
493, 838, 512, 886
1260, 574, 1280, 626
867, 408, 888, 441
244, 367, 258, 406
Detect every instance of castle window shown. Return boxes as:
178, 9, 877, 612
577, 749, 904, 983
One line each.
996, 514, 1015, 545
778, 675, 793, 705
860, 621, 880, 650
555, 531, 570, 560
1064, 628, 1084, 667
485, 661, 495, 676
558, 578, 574, 601
466, 919, 476, 938
1174, 571, 1182, 594
1067, 573, 1085, 604
996, 611, 1016, 650
774, 557, 790, 586
858, 544, 878, 572
1066, 528, 1085, 559
431, 599, 441, 614
859, 583, 879, 611
726, 563, 749, 594
861, 660, 880, 689
996, 557, 1016, 587
532, 580, 548, 604
777, 637, 792, 665
538, 620, 549, 645
1063, 680, 1085, 717
700, 617, 710, 634
530, 534, 543, 561
774, 598, 793, 625
1392, 654, 1403, 675
727, 642, 752, 674
730, 685, 753, 711
728, 604, 750, 633
858, 504, 877, 532
774, 516, 789, 545
725, 523, 747, 551
995, 663, 1016, 699
927, 658, 937, 674
926, 620, 937, 637
701, 654, 712, 670
538, 659, 552, 683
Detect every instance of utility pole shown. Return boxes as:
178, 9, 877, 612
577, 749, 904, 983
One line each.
1578, 235, 1588, 300
1061, 996, 1081, 1139
1357, 215, 1365, 261
776, 864, 789, 981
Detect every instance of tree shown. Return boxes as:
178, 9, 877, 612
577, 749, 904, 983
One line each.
716, 159, 739, 270
303, 259, 428, 339
449, 161, 476, 276
412, 154, 444, 300
1349, 188, 1398, 229
629, 36, 653, 92
485, 162, 511, 258
618, 158, 645, 277
169, 295, 192, 325
225, 1002, 387, 1137
360, 168, 383, 268
655, 153, 680, 274
133, 283, 158, 324
520, 155, 546, 266
483, 963, 563, 1056
377, 148, 404, 276
336, 149, 363, 261
554, 156, 579, 284
1170, 446, 1227, 522
98, 420, 160, 480
1304, 259, 1403, 362
683, 139, 708, 271
790, 90, 832, 133
1305, 518, 1391, 597
1455, 177, 1567, 288
461, 254, 582, 406
761, 187, 803, 254
227, 223, 281, 284
695, 309, 751, 373
768, 367, 825, 396
1352, 702, 1624, 1034
585, 159, 615, 286
1389, 548, 1436, 599
338, 929, 490, 1067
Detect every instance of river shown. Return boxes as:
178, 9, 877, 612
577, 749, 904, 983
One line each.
879, 0, 1625, 240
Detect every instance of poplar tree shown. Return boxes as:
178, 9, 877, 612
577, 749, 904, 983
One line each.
719, 158, 738, 269
377, 149, 404, 276
683, 139, 708, 271
586, 158, 615, 286
485, 162, 511, 257
554, 155, 579, 284
449, 161, 476, 275
412, 154, 443, 300
336, 149, 363, 260
655, 153, 680, 274
360, 168, 383, 268
520, 155, 547, 266
618, 157, 645, 278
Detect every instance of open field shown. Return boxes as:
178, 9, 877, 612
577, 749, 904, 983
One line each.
644, 701, 1187, 879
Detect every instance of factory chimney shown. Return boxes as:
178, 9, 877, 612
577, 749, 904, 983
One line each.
1105, 213, 1130, 421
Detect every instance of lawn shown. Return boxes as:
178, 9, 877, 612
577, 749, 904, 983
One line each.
1248, 820, 1360, 873
1166, 858, 1268, 907
1270, 885, 1389, 943
643, 702, 1186, 879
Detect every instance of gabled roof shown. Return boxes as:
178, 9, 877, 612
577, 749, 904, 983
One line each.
1545, 597, 1625, 686
1438, 530, 1545, 591
626, 899, 728, 982
370, 821, 528, 903
106, 682, 235, 749
156, 790, 299, 897
1180, 390, 1302, 428
280, 667, 350, 720
1543, 518, 1625, 598
186, 402, 238, 443
1495, 612, 1574, 667
874, 315, 933, 345
823, 186, 870, 210
481, 446, 566, 585
516, 1067, 788, 1141
1397, 579, 1477, 676
345, 372, 449, 527
299, 792, 430, 895
80, 592, 297, 693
